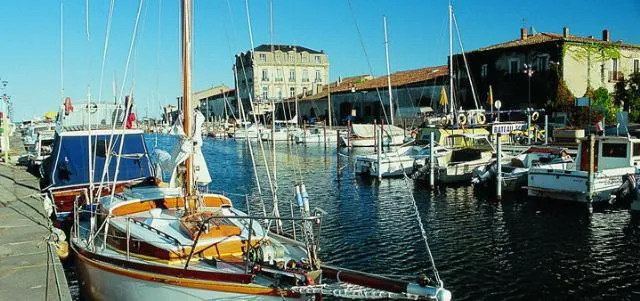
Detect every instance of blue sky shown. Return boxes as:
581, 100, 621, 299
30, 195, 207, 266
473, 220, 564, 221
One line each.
1, 0, 638, 121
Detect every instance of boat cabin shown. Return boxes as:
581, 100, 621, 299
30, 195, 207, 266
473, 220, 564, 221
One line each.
576, 136, 640, 172
416, 127, 492, 148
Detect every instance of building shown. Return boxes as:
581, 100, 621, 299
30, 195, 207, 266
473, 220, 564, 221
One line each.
194, 84, 236, 122
162, 104, 178, 125
451, 27, 640, 110
283, 65, 448, 126
234, 44, 329, 115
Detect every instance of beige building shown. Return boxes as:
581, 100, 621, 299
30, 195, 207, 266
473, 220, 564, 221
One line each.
234, 44, 329, 115
194, 84, 235, 122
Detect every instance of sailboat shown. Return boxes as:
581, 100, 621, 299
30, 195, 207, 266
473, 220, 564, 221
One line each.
71, 1, 451, 300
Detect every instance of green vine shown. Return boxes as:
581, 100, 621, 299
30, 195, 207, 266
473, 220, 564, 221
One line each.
564, 42, 621, 62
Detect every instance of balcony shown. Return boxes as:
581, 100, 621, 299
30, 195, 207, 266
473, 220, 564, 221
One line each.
261, 77, 270, 82
608, 71, 623, 82
275, 78, 284, 82
302, 78, 310, 83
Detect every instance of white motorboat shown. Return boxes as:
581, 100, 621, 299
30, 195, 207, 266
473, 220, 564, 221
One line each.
355, 144, 449, 178
472, 146, 573, 192
260, 126, 302, 142
341, 124, 405, 147
294, 127, 342, 144
27, 129, 55, 167
227, 122, 263, 140
526, 135, 640, 203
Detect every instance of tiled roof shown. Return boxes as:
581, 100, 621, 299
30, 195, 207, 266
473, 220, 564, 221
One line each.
254, 44, 323, 54
472, 32, 640, 53
294, 65, 448, 101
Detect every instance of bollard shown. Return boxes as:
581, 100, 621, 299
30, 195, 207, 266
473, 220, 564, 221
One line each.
496, 133, 502, 200
527, 110, 532, 145
336, 129, 341, 177
373, 119, 378, 153
544, 115, 548, 145
347, 120, 352, 149
377, 126, 382, 179
429, 131, 435, 188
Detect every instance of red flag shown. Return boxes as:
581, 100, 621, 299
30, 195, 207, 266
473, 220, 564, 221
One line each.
64, 97, 74, 115
126, 112, 136, 129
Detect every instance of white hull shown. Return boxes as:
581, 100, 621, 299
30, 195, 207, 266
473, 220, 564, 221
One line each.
74, 248, 301, 301
355, 155, 423, 177
527, 167, 638, 203
294, 132, 340, 144
341, 135, 405, 147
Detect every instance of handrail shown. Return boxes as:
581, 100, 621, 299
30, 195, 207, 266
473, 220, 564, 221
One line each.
129, 218, 182, 246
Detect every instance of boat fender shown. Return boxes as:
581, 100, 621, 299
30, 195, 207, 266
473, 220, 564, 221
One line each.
301, 184, 310, 213
411, 129, 418, 139
476, 113, 487, 124
295, 185, 304, 208
457, 113, 467, 125
51, 228, 69, 260
406, 283, 452, 301
531, 111, 540, 121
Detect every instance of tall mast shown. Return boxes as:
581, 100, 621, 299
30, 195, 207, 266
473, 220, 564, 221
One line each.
383, 16, 394, 126
448, 2, 454, 126
182, 0, 194, 197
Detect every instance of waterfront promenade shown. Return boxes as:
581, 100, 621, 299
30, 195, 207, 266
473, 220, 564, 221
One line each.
0, 161, 71, 300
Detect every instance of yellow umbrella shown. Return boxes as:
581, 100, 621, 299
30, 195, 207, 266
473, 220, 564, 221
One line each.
439, 86, 448, 107
487, 85, 494, 111
43, 111, 58, 120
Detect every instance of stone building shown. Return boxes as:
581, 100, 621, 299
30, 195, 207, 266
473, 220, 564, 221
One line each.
194, 84, 236, 122
283, 65, 448, 126
451, 27, 640, 110
234, 44, 329, 116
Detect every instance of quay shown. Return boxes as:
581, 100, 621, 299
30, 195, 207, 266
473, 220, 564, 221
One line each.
0, 135, 71, 300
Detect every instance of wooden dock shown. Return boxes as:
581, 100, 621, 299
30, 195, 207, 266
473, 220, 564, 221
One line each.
0, 161, 72, 300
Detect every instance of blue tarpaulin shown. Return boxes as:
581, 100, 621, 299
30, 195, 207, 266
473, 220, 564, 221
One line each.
48, 132, 153, 188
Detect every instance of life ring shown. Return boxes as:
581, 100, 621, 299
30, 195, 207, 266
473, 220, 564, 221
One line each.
410, 130, 418, 139
457, 113, 467, 125
531, 111, 540, 121
476, 113, 487, 125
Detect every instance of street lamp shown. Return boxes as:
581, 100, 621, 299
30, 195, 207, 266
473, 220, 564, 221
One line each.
523, 64, 535, 107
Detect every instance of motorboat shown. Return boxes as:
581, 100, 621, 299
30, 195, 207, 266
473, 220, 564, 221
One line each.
27, 129, 55, 167
294, 127, 343, 144
260, 125, 302, 142
526, 135, 640, 204
472, 146, 573, 192
355, 144, 448, 178
227, 121, 264, 140
341, 123, 405, 147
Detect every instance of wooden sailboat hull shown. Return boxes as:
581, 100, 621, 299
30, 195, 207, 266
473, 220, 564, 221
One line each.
73, 243, 305, 301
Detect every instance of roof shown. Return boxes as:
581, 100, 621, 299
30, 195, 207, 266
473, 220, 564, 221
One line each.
253, 44, 323, 54
471, 32, 640, 53
294, 65, 448, 101
193, 85, 234, 101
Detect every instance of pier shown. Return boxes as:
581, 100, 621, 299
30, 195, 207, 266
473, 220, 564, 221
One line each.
0, 145, 71, 300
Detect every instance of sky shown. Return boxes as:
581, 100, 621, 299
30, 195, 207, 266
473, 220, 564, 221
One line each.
0, 0, 639, 121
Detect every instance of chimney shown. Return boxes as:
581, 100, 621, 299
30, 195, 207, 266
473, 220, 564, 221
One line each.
520, 27, 527, 40
563, 27, 569, 38
602, 29, 610, 42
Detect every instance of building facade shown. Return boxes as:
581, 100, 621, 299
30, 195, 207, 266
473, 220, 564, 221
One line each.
284, 66, 448, 126
451, 27, 640, 110
194, 84, 236, 122
234, 44, 329, 115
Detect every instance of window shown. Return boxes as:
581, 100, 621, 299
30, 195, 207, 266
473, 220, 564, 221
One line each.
633, 143, 640, 157
315, 70, 321, 82
536, 55, 549, 71
289, 87, 296, 97
610, 58, 622, 81
634, 59, 639, 74
276, 69, 283, 82
289, 69, 296, 81
302, 54, 309, 62
288, 53, 294, 63
480, 64, 487, 78
302, 70, 309, 82
261, 69, 269, 81
261, 86, 269, 100
602, 143, 627, 158
277, 88, 282, 99
259, 53, 266, 61
315, 56, 321, 63
612, 58, 618, 73
509, 59, 520, 74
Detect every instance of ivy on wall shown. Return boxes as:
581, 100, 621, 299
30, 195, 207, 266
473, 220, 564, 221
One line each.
564, 42, 621, 62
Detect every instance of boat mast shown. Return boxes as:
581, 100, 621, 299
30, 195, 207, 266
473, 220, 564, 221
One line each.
182, 0, 195, 198
448, 2, 454, 126
383, 15, 394, 126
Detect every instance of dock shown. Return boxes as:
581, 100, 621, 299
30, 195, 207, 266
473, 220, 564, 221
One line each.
0, 149, 71, 299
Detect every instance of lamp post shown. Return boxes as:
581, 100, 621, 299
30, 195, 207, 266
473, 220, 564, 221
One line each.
523, 63, 535, 107
1, 78, 9, 163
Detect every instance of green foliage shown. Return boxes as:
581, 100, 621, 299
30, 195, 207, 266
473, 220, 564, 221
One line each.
591, 87, 619, 123
565, 42, 621, 62
621, 73, 640, 122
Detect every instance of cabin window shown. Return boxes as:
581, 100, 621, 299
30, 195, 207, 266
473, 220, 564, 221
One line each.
633, 143, 640, 156
602, 143, 627, 158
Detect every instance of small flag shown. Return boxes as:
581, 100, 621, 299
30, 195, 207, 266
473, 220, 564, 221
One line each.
439, 86, 448, 107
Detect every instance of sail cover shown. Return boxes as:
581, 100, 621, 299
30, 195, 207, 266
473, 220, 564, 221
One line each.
351, 124, 405, 138
47, 130, 153, 189
164, 110, 211, 187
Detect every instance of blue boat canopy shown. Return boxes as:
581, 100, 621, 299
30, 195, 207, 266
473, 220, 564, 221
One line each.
47, 131, 154, 189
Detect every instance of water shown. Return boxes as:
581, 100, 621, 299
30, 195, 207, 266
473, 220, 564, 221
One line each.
66, 134, 640, 300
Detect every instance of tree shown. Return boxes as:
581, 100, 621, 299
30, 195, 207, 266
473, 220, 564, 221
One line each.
616, 73, 640, 122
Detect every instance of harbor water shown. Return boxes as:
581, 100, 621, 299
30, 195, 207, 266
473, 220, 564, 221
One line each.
65, 134, 640, 300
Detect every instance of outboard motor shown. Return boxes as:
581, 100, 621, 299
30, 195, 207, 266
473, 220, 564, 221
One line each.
471, 161, 497, 185
614, 174, 638, 201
